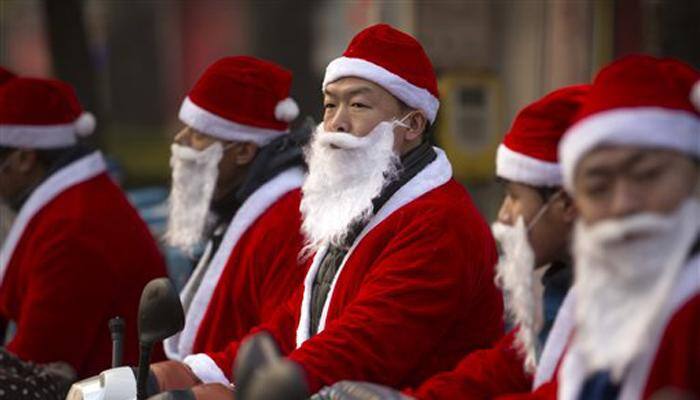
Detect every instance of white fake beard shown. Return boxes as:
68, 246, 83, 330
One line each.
572, 198, 700, 380
492, 218, 545, 374
164, 143, 223, 255
300, 122, 401, 254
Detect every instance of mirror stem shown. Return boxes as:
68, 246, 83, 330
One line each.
136, 341, 153, 400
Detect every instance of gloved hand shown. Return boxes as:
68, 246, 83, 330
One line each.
312, 381, 414, 400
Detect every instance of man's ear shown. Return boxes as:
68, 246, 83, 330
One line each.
557, 191, 578, 224
15, 149, 39, 174
403, 112, 428, 142
231, 142, 259, 166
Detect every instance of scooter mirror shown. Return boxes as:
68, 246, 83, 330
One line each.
138, 277, 184, 344
137, 278, 185, 399
245, 360, 308, 400
233, 332, 281, 400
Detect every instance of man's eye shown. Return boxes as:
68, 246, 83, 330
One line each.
583, 183, 609, 198
351, 102, 368, 108
630, 165, 665, 182
324, 103, 335, 109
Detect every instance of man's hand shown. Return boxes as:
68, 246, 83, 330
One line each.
151, 360, 201, 390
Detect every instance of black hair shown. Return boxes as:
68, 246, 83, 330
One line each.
0, 145, 78, 169
495, 176, 561, 203
534, 186, 561, 202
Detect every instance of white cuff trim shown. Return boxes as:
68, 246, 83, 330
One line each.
496, 144, 562, 187
183, 353, 231, 385
323, 56, 440, 123
179, 97, 286, 146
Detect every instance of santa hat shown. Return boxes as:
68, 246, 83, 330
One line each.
559, 54, 700, 190
0, 66, 15, 85
322, 24, 440, 123
497, 84, 590, 187
0, 77, 96, 149
179, 56, 298, 146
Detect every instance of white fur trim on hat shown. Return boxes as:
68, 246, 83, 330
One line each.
274, 97, 299, 122
692, 81, 700, 111
496, 144, 562, 187
75, 112, 96, 137
559, 107, 700, 191
0, 124, 78, 149
179, 97, 286, 146
323, 56, 440, 123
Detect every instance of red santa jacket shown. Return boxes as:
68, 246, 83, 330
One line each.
407, 290, 576, 399
558, 254, 700, 400
183, 148, 504, 393
164, 168, 306, 360
406, 330, 530, 399
0, 151, 167, 378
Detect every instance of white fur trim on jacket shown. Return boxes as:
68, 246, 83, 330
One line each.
496, 144, 562, 187
165, 167, 305, 362
183, 353, 231, 385
559, 107, 700, 191
323, 57, 440, 124
295, 147, 453, 348
533, 290, 576, 388
0, 151, 107, 285
0, 123, 78, 149
179, 97, 287, 146
558, 255, 700, 400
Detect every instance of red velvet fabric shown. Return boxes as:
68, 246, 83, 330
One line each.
0, 173, 167, 378
191, 190, 307, 353
188, 56, 294, 131
503, 85, 590, 163
207, 179, 503, 393
407, 330, 532, 399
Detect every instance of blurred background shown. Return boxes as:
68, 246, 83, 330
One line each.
1, 0, 698, 283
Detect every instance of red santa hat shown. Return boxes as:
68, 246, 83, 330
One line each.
0, 66, 15, 84
497, 84, 590, 187
179, 56, 299, 146
0, 77, 95, 149
559, 54, 700, 190
322, 24, 440, 123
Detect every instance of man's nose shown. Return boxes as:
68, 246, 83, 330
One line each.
326, 106, 350, 133
497, 199, 514, 225
608, 181, 643, 219
173, 127, 191, 146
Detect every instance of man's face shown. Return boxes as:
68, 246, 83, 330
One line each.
574, 147, 699, 224
0, 149, 40, 205
172, 126, 255, 203
322, 77, 425, 154
497, 181, 574, 267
